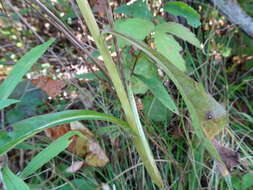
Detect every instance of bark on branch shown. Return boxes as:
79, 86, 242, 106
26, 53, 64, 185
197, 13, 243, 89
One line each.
210, 0, 253, 38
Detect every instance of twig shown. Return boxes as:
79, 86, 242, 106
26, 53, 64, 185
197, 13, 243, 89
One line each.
29, 0, 111, 81
210, 0, 253, 39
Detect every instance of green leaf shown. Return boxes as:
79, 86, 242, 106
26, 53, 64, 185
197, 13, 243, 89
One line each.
115, 0, 152, 20
58, 178, 97, 190
163, 1, 201, 28
131, 55, 159, 94
20, 131, 82, 178
114, 18, 154, 47
127, 84, 163, 187
106, 30, 228, 168
135, 74, 178, 114
155, 22, 201, 48
0, 99, 20, 110
0, 110, 129, 155
242, 173, 253, 190
0, 39, 55, 100
1, 167, 30, 190
6, 81, 47, 124
143, 96, 170, 122
154, 31, 186, 71
231, 176, 242, 190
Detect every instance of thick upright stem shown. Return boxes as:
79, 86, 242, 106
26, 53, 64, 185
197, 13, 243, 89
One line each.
75, 0, 163, 188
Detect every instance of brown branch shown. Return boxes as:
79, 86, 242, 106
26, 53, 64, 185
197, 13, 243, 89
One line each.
210, 0, 253, 38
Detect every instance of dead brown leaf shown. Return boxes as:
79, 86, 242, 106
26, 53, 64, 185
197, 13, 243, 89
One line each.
212, 139, 240, 170
85, 138, 109, 167
32, 75, 66, 98
69, 121, 109, 167
45, 124, 70, 139
45, 122, 109, 167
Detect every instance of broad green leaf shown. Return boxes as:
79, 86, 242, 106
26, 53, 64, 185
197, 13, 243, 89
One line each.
1, 167, 30, 190
20, 131, 82, 178
155, 22, 201, 48
0, 99, 20, 110
115, 0, 152, 20
6, 81, 47, 124
154, 32, 186, 71
163, 1, 201, 28
135, 74, 178, 114
106, 30, 228, 169
131, 55, 160, 94
242, 173, 253, 190
0, 110, 129, 155
114, 18, 154, 47
0, 39, 55, 100
143, 96, 171, 122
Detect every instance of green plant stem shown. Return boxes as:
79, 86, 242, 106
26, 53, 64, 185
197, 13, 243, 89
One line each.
75, 0, 164, 188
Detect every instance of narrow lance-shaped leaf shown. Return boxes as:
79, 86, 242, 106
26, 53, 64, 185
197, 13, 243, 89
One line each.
0, 110, 129, 155
20, 131, 83, 178
0, 38, 55, 100
1, 166, 30, 190
106, 30, 228, 169
127, 83, 163, 186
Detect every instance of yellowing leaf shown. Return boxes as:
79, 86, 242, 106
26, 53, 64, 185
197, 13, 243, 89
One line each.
44, 121, 109, 167
69, 121, 109, 167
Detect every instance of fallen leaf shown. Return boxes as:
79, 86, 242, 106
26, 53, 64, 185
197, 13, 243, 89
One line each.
70, 119, 94, 137
32, 75, 66, 98
65, 161, 84, 173
69, 121, 109, 167
212, 139, 240, 170
85, 138, 109, 167
45, 121, 109, 167
45, 124, 70, 139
